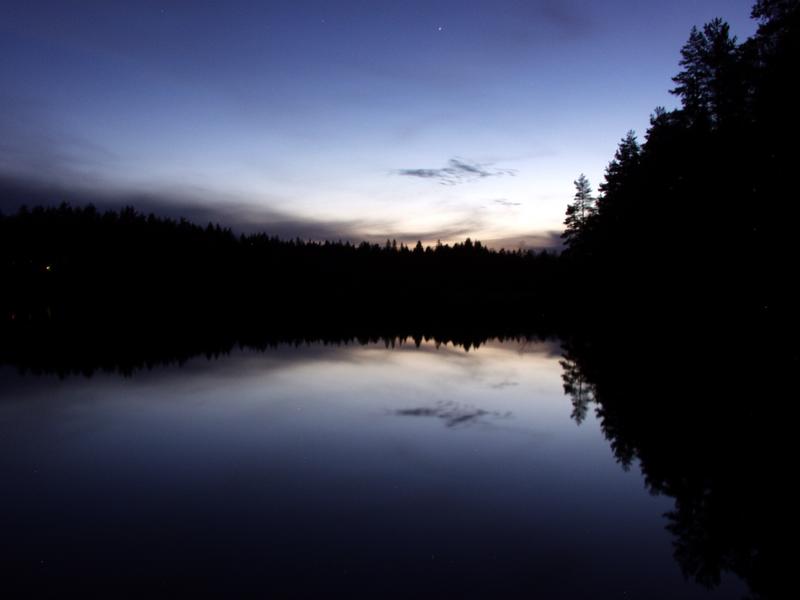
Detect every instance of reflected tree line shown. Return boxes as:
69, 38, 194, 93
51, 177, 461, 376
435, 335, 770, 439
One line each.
0, 327, 548, 378
559, 326, 790, 600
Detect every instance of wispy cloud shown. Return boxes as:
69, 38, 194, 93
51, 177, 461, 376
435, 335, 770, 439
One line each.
482, 231, 565, 252
0, 173, 546, 250
0, 173, 565, 251
0, 95, 117, 185
396, 158, 516, 185
0, 173, 366, 238
492, 198, 521, 207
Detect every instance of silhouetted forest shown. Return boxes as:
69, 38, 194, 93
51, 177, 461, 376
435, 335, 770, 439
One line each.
0, 203, 562, 325
560, 0, 799, 334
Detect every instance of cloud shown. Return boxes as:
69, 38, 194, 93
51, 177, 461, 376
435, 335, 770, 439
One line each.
357, 208, 490, 246
0, 172, 566, 252
482, 231, 565, 252
0, 95, 118, 186
0, 173, 363, 239
536, 0, 593, 37
396, 158, 516, 185
492, 199, 522, 207
0, 172, 564, 251
0, 173, 482, 247
503, 0, 595, 43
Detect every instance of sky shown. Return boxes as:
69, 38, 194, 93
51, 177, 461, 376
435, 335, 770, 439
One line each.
0, 0, 757, 248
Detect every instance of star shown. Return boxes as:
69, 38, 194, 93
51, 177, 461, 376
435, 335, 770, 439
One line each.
437, 26, 444, 32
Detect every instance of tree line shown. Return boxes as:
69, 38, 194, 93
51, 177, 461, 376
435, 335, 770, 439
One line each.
0, 203, 563, 329
560, 0, 799, 331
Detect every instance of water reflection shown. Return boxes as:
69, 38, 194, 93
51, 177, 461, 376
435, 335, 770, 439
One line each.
0, 337, 754, 598
0, 323, 551, 378
394, 400, 512, 428
559, 333, 787, 600
560, 350, 596, 426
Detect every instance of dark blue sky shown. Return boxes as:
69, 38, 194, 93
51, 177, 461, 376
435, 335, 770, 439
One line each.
0, 0, 756, 246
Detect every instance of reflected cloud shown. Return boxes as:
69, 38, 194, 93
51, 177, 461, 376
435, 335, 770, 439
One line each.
1, 333, 555, 380
393, 400, 512, 428
484, 338, 563, 357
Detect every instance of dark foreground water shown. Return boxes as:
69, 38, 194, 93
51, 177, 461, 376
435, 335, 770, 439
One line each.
0, 339, 747, 598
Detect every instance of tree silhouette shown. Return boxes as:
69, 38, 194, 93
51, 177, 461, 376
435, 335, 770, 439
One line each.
559, 352, 595, 425
599, 130, 641, 199
671, 19, 741, 127
561, 174, 595, 250
558, 1, 800, 329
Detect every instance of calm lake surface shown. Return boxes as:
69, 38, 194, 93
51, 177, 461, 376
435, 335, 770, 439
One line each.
0, 339, 746, 598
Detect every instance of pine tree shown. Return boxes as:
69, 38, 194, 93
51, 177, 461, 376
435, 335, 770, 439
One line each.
671, 19, 740, 126
599, 131, 641, 199
671, 26, 709, 121
562, 174, 596, 248
752, 0, 798, 26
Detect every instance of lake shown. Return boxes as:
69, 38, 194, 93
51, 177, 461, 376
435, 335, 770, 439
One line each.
0, 338, 747, 598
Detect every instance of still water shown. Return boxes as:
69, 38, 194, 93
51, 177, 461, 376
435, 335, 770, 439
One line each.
0, 339, 745, 598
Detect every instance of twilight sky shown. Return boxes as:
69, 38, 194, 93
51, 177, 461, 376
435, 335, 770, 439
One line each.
0, 0, 756, 248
